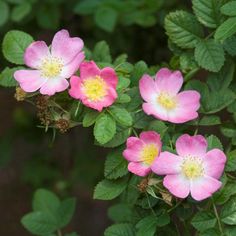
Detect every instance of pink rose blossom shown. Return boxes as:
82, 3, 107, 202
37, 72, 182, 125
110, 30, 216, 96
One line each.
139, 68, 200, 123
123, 131, 162, 177
152, 134, 226, 201
14, 29, 85, 96
69, 61, 118, 112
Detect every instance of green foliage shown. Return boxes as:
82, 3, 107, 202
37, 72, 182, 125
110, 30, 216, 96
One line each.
2, 30, 34, 64
0, 1, 9, 26
221, 1, 236, 17
221, 197, 236, 225
93, 177, 128, 200
104, 223, 135, 236
165, 10, 204, 49
136, 216, 157, 236
109, 106, 133, 127
21, 189, 77, 236
215, 17, 236, 41
207, 135, 223, 150
0, 67, 21, 87
194, 40, 225, 72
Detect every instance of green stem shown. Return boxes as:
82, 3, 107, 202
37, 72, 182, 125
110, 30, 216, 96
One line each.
167, 200, 182, 213
132, 128, 139, 137
212, 199, 223, 235
74, 101, 81, 117
145, 193, 157, 217
57, 229, 62, 236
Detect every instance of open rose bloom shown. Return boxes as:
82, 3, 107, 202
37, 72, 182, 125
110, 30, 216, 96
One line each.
152, 134, 226, 201
14, 30, 84, 96
139, 68, 200, 123
123, 131, 162, 176
69, 61, 118, 111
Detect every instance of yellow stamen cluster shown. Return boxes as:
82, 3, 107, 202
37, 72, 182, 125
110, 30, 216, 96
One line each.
82, 76, 107, 101
40, 57, 63, 78
157, 92, 176, 110
141, 144, 159, 165
181, 156, 204, 179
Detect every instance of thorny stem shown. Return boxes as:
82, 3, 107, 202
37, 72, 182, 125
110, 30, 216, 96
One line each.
212, 199, 224, 235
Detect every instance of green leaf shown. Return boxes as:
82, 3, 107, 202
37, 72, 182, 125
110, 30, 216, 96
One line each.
148, 120, 168, 137
108, 203, 134, 223
223, 36, 236, 56
214, 182, 236, 205
2, 30, 34, 64
207, 135, 223, 150
0, 67, 23, 87
33, 189, 60, 221
93, 178, 128, 200
103, 127, 131, 148
74, 0, 100, 15
165, 10, 204, 49
221, 1, 236, 16
57, 198, 76, 228
94, 113, 116, 145
117, 76, 130, 92
11, 2, 31, 22
156, 212, 170, 227
0, 1, 9, 26
194, 39, 225, 72
116, 94, 131, 104
215, 17, 236, 41
132, 111, 153, 129
109, 106, 133, 127
94, 7, 118, 32
82, 109, 99, 127
191, 211, 216, 231
192, 0, 226, 28
199, 116, 221, 126
221, 198, 236, 225
125, 87, 142, 111
136, 216, 157, 236
226, 149, 236, 172
93, 41, 112, 63
21, 212, 58, 235
130, 61, 148, 86
104, 223, 135, 236
104, 149, 128, 179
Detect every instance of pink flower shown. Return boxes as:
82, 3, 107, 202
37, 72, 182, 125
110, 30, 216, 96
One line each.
139, 68, 200, 123
69, 61, 118, 111
14, 29, 85, 96
123, 131, 162, 177
152, 134, 226, 201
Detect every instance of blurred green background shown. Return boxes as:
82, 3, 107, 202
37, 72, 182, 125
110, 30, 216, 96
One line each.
0, 0, 187, 235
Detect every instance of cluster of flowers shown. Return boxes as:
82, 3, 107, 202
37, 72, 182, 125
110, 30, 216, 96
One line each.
14, 30, 226, 201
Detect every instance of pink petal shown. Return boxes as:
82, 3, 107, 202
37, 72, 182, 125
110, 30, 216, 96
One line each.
14, 70, 47, 92
163, 174, 190, 199
155, 68, 183, 94
24, 41, 50, 69
176, 134, 208, 157
69, 76, 83, 99
40, 77, 69, 96
151, 152, 182, 175
177, 90, 201, 110
101, 67, 118, 88
51, 29, 84, 64
190, 176, 222, 201
139, 74, 157, 102
142, 103, 168, 121
80, 61, 100, 79
123, 137, 144, 162
140, 131, 162, 149
167, 110, 199, 124
61, 52, 85, 78
203, 149, 226, 179
128, 162, 151, 177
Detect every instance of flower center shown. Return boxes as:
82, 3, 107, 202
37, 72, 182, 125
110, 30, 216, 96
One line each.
82, 76, 107, 101
157, 92, 176, 110
141, 144, 159, 165
181, 156, 204, 179
41, 57, 63, 78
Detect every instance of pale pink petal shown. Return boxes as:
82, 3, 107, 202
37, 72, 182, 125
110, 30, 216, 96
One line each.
24, 41, 50, 69
177, 90, 201, 110
140, 131, 162, 149
123, 137, 144, 162
139, 74, 157, 102
203, 149, 226, 179
61, 52, 85, 78
151, 152, 182, 175
101, 67, 118, 88
128, 162, 151, 176
167, 110, 199, 124
80, 61, 100, 79
163, 174, 190, 198
40, 77, 69, 96
51, 29, 84, 64
155, 68, 183, 94
142, 103, 168, 121
176, 134, 208, 157
14, 70, 47, 92
190, 176, 222, 201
